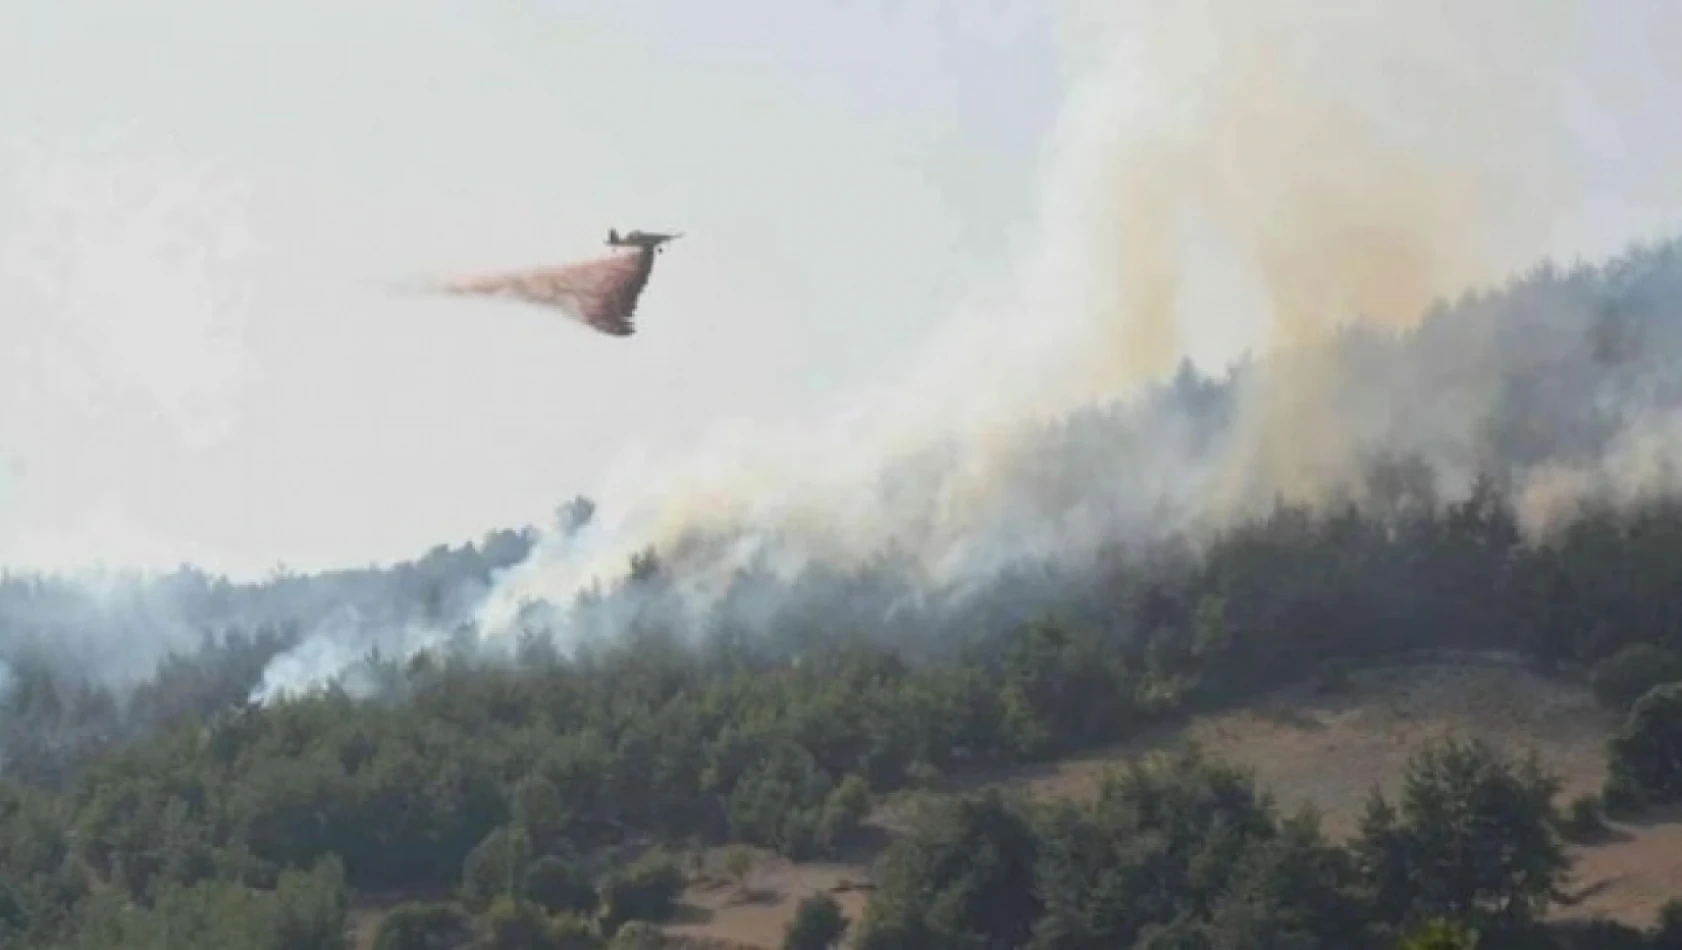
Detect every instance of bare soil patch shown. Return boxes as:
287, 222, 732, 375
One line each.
663, 846, 875, 950
1003, 653, 1615, 836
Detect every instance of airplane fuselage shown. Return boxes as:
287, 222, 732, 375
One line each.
606, 228, 681, 253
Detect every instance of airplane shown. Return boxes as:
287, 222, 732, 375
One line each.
607, 228, 683, 253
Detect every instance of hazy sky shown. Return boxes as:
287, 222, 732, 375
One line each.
7, 0, 1682, 581
0, 1, 1061, 576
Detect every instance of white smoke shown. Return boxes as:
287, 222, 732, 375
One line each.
464, 0, 1682, 653
247, 567, 497, 703
13, 0, 1682, 706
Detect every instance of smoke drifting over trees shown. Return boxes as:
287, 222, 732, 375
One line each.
4, 236, 1682, 746
7, 0, 1682, 738
11, 3, 1682, 947
470, 0, 1682, 655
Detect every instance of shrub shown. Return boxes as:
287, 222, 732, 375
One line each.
1606, 683, 1682, 808
1589, 644, 1682, 710
478, 897, 558, 950
782, 893, 847, 950
1555, 792, 1609, 842
460, 826, 524, 911
1653, 898, 1682, 950
372, 901, 472, 950
1396, 918, 1479, 950
606, 921, 664, 950
598, 852, 683, 932
525, 855, 597, 916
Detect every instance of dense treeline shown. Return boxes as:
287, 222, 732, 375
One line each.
6, 479, 1682, 946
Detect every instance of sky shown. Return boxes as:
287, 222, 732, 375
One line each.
7, 0, 1682, 583
0, 0, 1062, 577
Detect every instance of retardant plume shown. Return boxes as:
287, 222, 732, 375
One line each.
433, 245, 660, 337
466, 0, 1682, 655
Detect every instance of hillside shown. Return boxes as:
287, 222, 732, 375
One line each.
652, 654, 1682, 948
9, 240, 1682, 948
11, 451, 1682, 949
991, 654, 1682, 927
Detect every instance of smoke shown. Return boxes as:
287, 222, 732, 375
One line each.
466, 0, 1682, 652
0, 537, 525, 749
10, 0, 1682, 710
246, 565, 498, 704
247, 606, 410, 704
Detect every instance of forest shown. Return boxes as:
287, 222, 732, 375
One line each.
7, 242, 1682, 948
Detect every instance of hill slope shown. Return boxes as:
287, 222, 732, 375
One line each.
659, 655, 1677, 948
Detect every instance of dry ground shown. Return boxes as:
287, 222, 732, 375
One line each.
661, 653, 1682, 947
995, 653, 1614, 837
661, 853, 875, 950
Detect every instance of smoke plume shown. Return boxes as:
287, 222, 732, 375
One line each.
10, 0, 1682, 710
469, 0, 1682, 652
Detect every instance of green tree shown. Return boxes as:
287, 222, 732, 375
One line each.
478, 897, 558, 950
854, 790, 1040, 950
372, 901, 472, 950
1589, 643, 1682, 710
816, 774, 872, 853
270, 857, 351, 950
54, 857, 348, 950
461, 827, 528, 911
512, 775, 568, 852
1606, 683, 1682, 808
1030, 747, 1361, 949
1555, 793, 1609, 843
1365, 737, 1567, 928
1395, 918, 1479, 950
782, 893, 847, 950
723, 846, 755, 894
1355, 790, 1414, 928
548, 913, 606, 950
524, 856, 597, 917
605, 921, 663, 950
598, 852, 683, 932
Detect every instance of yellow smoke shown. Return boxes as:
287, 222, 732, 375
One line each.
1046, 0, 1592, 519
